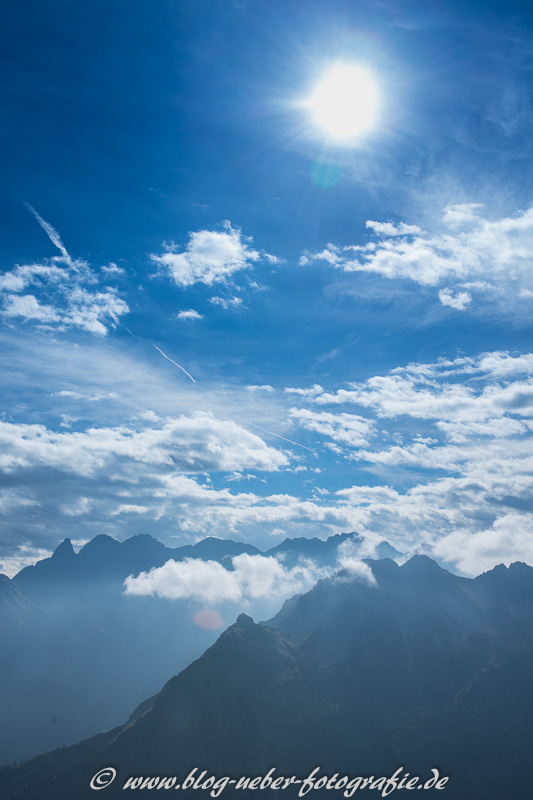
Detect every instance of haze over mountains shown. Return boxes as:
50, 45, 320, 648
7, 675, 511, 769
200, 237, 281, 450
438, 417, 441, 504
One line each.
2, 555, 532, 800
0, 530, 399, 765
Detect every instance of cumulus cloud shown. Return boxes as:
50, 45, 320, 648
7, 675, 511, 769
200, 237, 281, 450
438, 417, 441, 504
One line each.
0, 208, 129, 334
177, 309, 203, 321
151, 222, 276, 288
303, 204, 533, 308
124, 553, 330, 603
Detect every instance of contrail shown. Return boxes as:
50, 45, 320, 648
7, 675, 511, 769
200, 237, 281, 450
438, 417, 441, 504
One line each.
154, 344, 312, 451
247, 421, 315, 453
153, 345, 196, 383
25, 202, 75, 268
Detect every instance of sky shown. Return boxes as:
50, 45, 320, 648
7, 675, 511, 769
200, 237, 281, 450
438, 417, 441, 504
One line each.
1, 0, 533, 578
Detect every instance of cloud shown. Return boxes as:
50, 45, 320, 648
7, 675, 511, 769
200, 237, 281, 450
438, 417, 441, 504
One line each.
308, 351, 533, 423
336, 540, 378, 585
0, 411, 289, 478
303, 204, 533, 309
284, 384, 324, 398
24, 202, 74, 267
432, 513, 533, 576
1, 208, 129, 334
209, 295, 243, 310
52, 390, 119, 402
176, 309, 203, 321
247, 385, 275, 393
3, 294, 61, 322
124, 553, 330, 604
124, 550, 375, 604
365, 220, 422, 237
101, 262, 125, 275
151, 222, 276, 287
438, 288, 472, 310
289, 408, 374, 448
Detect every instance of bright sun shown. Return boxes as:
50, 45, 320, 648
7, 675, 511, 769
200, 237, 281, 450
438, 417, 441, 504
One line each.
306, 63, 379, 141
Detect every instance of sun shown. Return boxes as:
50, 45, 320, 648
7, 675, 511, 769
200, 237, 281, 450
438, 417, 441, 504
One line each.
305, 63, 379, 141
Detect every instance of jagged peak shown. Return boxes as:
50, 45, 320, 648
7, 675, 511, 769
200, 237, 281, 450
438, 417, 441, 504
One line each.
51, 538, 75, 559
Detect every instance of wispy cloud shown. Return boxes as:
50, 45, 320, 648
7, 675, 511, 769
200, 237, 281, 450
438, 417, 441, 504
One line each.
209, 295, 243, 310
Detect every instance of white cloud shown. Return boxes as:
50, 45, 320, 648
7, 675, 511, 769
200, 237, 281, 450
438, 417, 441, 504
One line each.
52, 390, 119, 402
177, 309, 203, 321
442, 203, 484, 228
290, 408, 374, 448
209, 295, 243, 310
365, 220, 422, 237
310, 352, 533, 423
304, 204, 533, 307
124, 553, 330, 604
284, 384, 324, 398
124, 550, 375, 604
0, 209, 129, 335
247, 385, 275, 393
151, 222, 276, 287
438, 288, 472, 310
3, 294, 61, 322
0, 411, 289, 478
101, 262, 125, 275
433, 513, 533, 576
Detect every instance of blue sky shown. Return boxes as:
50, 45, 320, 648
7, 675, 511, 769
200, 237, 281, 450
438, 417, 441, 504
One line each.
1, 0, 533, 577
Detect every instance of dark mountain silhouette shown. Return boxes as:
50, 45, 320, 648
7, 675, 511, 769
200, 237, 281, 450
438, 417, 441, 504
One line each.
2, 556, 532, 800
266, 531, 402, 567
2, 530, 395, 765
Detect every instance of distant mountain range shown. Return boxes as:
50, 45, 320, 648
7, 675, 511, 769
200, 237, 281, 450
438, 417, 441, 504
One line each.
0, 531, 399, 765
1, 555, 532, 800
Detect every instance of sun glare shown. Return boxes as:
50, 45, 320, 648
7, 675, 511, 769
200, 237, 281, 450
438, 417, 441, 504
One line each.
306, 63, 379, 141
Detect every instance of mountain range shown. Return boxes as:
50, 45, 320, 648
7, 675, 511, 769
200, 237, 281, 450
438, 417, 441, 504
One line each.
1, 555, 532, 799
0, 530, 399, 765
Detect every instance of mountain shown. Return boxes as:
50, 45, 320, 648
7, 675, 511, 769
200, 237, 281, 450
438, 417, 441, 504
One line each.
0, 530, 401, 765
13, 534, 262, 603
265, 531, 402, 567
2, 556, 532, 800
